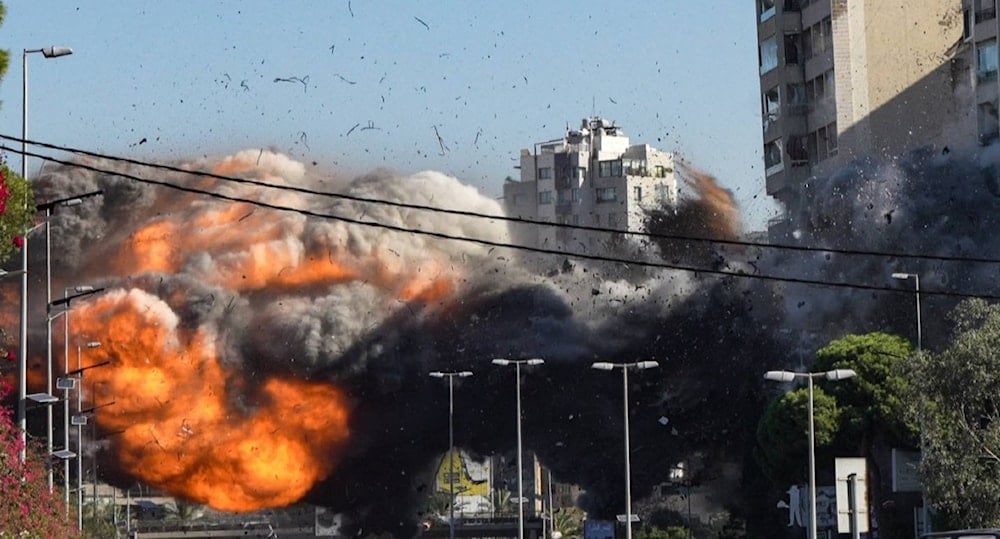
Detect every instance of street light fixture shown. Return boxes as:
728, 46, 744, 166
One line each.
764, 368, 857, 539
17, 44, 74, 465
429, 370, 473, 539
891, 271, 929, 533
45, 284, 103, 492
891, 272, 922, 351
591, 360, 659, 539
74, 341, 102, 531
492, 358, 544, 539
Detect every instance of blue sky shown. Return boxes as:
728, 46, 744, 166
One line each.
0, 1, 775, 230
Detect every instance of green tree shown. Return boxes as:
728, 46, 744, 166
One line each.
755, 384, 841, 487
813, 332, 917, 539
755, 332, 918, 538
904, 299, 1000, 528
813, 332, 915, 445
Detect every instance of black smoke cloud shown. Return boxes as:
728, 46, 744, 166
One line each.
7, 143, 999, 535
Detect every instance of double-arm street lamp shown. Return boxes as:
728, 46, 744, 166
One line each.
764, 368, 857, 539
17, 44, 74, 464
591, 360, 659, 539
429, 370, 473, 539
492, 358, 544, 539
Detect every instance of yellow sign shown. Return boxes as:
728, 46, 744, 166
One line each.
435, 449, 489, 496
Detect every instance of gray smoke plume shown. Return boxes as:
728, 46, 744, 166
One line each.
6, 141, 998, 535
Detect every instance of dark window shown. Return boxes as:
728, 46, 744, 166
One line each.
784, 34, 800, 65
977, 0, 997, 23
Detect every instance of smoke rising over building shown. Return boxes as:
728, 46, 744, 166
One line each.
4, 135, 1000, 535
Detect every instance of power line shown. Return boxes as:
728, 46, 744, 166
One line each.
6, 142, 1000, 301
7, 133, 1000, 266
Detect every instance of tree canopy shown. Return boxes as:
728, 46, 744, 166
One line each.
905, 299, 1000, 528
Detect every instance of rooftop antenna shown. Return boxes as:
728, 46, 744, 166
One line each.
591, 95, 596, 117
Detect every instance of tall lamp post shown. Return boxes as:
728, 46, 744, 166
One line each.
592, 360, 659, 539
492, 358, 544, 539
764, 368, 857, 539
17, 44, 74, 464
45, 283, 103, 492
51, 286, 102, 507
71, 341, 104, 531
429, 370, 473, 539
891, 271, 927, 532
890, 272, 921, 351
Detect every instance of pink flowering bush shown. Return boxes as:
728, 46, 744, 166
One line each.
0, 381, 77, 537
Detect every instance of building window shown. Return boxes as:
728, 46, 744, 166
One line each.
537, 167, 553, 180
572, 187, 581, 202
784, 0, 801, 11
538, 191, 553, 204
764, 139, 783, 174
633, 186, 642, 201
557, 189, 572, 204
763, 86, 780, 127
623, 159, 647, 176
979, 101, 1000, 145
978, 39, 998, 82
596, 187, 617, 203
760, 36, 778, 74
759, 0, 775, 21
784, 33, 800, 65
815, 122, 837, 160
576, 167, 586, 181
598, 160, 622, 177
654, 165, 673, 178
976, 0, 997, 23
571, 214, 580, 226
827, 122, 838, 155
655, 184, 673, 204
787, 135, 808, 166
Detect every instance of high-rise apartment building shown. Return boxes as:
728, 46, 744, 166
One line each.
503, 117, 679, 252
756, 0, 985, 220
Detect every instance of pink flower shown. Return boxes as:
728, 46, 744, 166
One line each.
4, 349, 14, 362
12, 236, 23, 249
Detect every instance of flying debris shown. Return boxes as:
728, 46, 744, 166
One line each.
10, 141, 1000, 535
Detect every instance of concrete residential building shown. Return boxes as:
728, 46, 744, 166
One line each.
503, 117, 679, 252
755, 0, 982, 215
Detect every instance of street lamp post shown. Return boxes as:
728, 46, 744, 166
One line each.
73, 341, 102, 531
46, 284, 102, 493
492, 358, 544, 539
891, 271, 928, 532
764, 368, 857, 539
592, 361, 659, 539
51, 285, 100, 512
429, 370, 473, 539
891, 272, 921, 351
17, 44, 74, 464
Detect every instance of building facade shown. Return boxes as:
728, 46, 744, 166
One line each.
756, 0, 982, 213
503, 117, 679, 252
